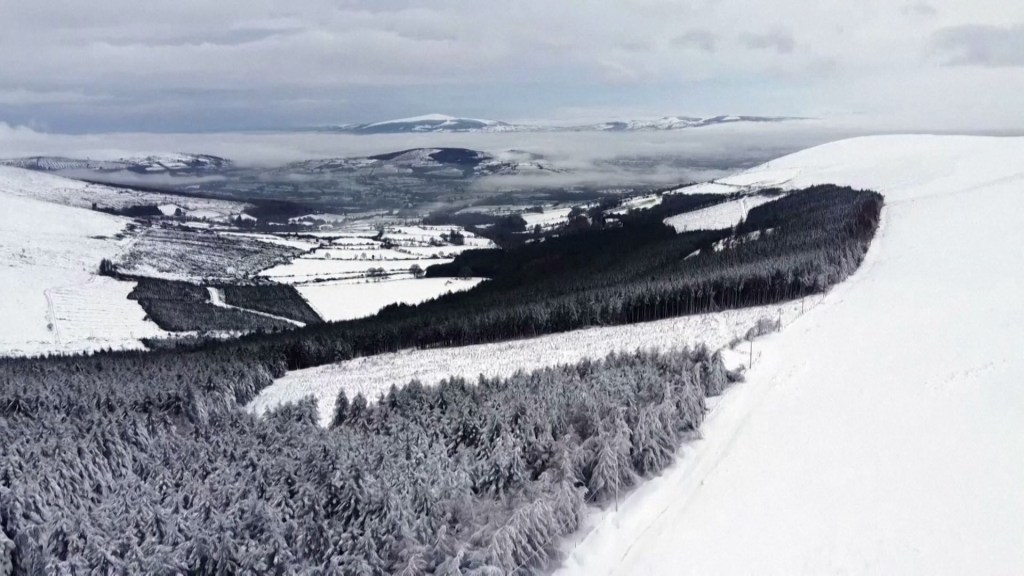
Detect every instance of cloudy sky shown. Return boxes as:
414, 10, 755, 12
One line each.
2, 0, 1023, 133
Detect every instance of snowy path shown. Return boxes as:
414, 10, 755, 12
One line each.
206, 287, 306, 327
557, 135, 1024, 575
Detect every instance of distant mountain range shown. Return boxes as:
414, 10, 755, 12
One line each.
1, 148, 558, 182
0, 154, 231, 175
322, 113, 801, 134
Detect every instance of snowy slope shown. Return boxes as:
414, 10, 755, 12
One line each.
558, 135, 1024, 575
248, 297, 817, 426
663, 194, 778, 232
0, 166, 167, 356
0, 163, 244, 215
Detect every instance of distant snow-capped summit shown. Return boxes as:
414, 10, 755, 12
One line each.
585, 115, 793, 131
333, 114, 515, 134
323, 114, 800, 134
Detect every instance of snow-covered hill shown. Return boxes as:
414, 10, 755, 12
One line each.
558, 135, 1024, 575
0, 166, 167, 355
325, 114, 798, 134
287, 147, 558, 177
333, 114, 514, 134
0, 153, 232, 175
0, 163, 246, 218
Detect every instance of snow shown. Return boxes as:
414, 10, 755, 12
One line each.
297, 277, 483, 323
0, 164, 244, 215
366, 113, 460, 126
220, 232, 320, 251
257, 224, 494, 283
716, 166, 800, 188
46, 276, 167, 351
663, 194, 778, 232
248, 297, 816, 426
675, 167, 801, 196
260, 257, 452, 284
0, 166, 167, 356
557, 134, 1024, 575
674, 181, 738, 195
520, 206, 574, 228
607, 194, 661, 216
363, 113, 500, 128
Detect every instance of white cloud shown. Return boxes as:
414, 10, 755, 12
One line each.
0, 0, 1023, 130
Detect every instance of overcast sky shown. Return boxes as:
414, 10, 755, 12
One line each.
2, 0, 1023, 133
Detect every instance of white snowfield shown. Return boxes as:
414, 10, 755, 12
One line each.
663, 194, 777, 233
558, 135, 1024, 575
680, 166, 801, 195
248, 297, 815, 426
297, 277, 483, 323
0, 166, 167, 356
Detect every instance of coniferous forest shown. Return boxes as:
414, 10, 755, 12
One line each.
0, 185, 882, 574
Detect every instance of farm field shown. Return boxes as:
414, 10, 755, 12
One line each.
260, 223, 493, 283
297, 277, 483, 322
260, 256, 453, 283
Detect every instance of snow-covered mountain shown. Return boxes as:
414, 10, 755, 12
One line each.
286, 147, 558, 177
558, 134, 1024, 575
324, 114, 798, 134
0, 153, 232, 175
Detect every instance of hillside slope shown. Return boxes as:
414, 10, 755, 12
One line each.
558, 135, 1024, 575
0, 166, 166, 355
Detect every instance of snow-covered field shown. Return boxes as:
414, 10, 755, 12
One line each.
260, 224, 493, 283
663, 194, 778, 232
0, 166, 167, 356
47, 276, 167, 351
248, 296, 818, 426
520, 206, 574, 229
297, 277, 483, 322
607, 194, 661, 216
557, 135, 1024, 575
261, 256, 453, 283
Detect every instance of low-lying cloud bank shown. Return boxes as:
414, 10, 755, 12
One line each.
0, 121, 871, 190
